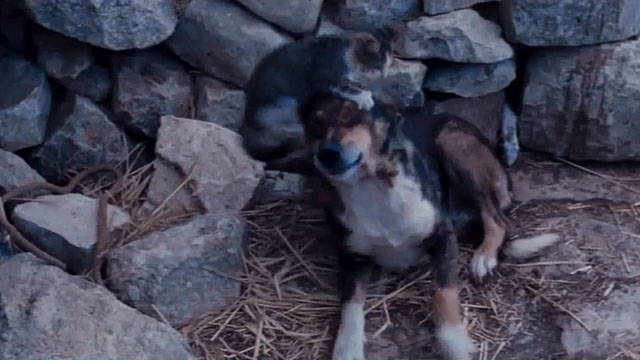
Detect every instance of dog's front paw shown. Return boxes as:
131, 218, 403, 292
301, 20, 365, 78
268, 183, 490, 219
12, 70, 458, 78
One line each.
436, 324, 477, 360
470, 251, 498, 284
332, 325, 366, 360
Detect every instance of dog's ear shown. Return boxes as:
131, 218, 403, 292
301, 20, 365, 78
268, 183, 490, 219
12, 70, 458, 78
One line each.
354, 32, 381, 56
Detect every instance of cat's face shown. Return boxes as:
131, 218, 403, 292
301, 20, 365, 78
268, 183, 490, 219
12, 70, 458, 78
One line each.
351, 30, 395, 76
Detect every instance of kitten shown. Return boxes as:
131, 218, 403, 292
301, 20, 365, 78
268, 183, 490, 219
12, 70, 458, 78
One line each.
239, 30, 394, 174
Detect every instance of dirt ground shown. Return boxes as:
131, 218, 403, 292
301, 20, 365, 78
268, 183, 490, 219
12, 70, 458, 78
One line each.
182, 154, 640, 360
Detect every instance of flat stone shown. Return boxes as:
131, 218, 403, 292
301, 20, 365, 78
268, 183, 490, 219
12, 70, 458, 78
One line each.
31, 94, 130, 183
364, 58, 427, 107
12, 193, 130, 273
107, 214, 246, 326
252, 171, 308, 205
0, 149, 45, 194
424, 58, 516, 97
195, 76, 245, 132
500, 0, 640, 46
560, 285, 640, 357
112, 48, 193, 137
520, 39, 640, 161
140, 160, 203, 218
324, 0, 421, 31
156, 115, 264, 214
427, 91, 505, 147
0, 56, 51, 151
424, 0, 498, 15
394, 9, 514, 63
166, 0, 291, 87
237, 0, 323, 33
21, 0, 178, 50
0, 253, 197, 360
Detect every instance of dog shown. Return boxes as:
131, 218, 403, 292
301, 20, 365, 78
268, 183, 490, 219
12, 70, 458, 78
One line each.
239, 29, 394, 175
300, 94, 559, 360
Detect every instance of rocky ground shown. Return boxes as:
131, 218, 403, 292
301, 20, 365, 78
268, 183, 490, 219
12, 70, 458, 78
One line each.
2, 0, 640, 359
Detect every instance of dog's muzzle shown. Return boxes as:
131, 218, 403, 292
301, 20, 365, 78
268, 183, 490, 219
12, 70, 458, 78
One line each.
315, 142, 363, 175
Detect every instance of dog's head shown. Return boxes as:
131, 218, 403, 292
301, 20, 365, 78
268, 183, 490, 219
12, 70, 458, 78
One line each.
302, 95, 400, 185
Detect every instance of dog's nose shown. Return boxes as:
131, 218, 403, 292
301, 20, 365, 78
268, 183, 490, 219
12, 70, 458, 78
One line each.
316, 143, 342, 170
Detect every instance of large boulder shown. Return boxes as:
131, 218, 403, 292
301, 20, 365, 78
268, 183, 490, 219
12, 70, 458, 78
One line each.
500, 0, 640, 46
166, 0, 291, 87
155, 115, 264, 214
195, 75, 245, 132
236, 0, 323, 33
0, 56, 51, 151
12, 193, 130, 273
0, 253, 197, 360
112, 48, 193, 137
140, 160, 204, 218
393, 9, 513, 63
33, 29, 111, 102
0, 149, 45, 194
107, 214, 246, 326
424, 58, 516, 97
324, 0, 421, 31
424, 0, 498, 15
520, 39, 640, 161
21, 0, 178, 50
31, 94, 130, 183
363, 58, 427, 107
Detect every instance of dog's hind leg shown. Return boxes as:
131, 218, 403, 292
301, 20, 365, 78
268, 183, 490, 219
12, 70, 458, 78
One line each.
471, 197, 508, 284
332, 253, 373, 360
430, 221, 477, 360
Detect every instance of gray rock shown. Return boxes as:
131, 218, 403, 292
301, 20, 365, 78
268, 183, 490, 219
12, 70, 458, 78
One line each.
31, 94, 129, 183
0, 56, 51, 151
0, 253, 197, 360
33, 29, 111, 102
559, 286, 640, 357
140, 160, 204, 218
107, 214, 245, 326
366, 58, 427, 107
0, 149, 45, 194
21, 0, 178, 50
253, 171, 308, 205
315, 15, 347, 37
424, 58, 516, 97
156, 115, 264, 214
428, 91, 505, 146
195, 76, 245, 131
237, 0, 322, 33
393, 9, 513, 63
520, 39, 640, 161
500, 0, 640, 46
424, 0, 498, 15
166, 0, 291, 87
325, 0, 421, 31
112, 48, 193, 137
12, 193, 130, 273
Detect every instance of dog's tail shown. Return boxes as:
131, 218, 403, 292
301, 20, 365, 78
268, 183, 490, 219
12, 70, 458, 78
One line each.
503, 233, 561, 260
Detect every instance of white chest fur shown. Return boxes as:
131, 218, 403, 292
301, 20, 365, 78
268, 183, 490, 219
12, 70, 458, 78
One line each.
336, 174, 438, 270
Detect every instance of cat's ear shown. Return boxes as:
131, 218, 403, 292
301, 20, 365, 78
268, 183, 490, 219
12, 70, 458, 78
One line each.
386, 22, 406, 42
354, 32, 381, 55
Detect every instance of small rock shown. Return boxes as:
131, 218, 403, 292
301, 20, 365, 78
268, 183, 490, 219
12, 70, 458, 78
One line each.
559, 285, 640, 357
520, 39, 640, 161
0, 3, 32, 54
424, 58, 516, 97
324, 0, 421, 31
33, 29, 111, 102
166, 0, 291, 87
0, 253, 197, 360
0, 56, 51, 151
394, 9, 513, 63
156, 115, 264, 214
424, 0, 498, 15
237, 0, 323, 33
107, 214, 246, 326
428, 91, 505, 146
500, 0, 640, 46
0, 149, 45, 194
195, 76, 245, 131
365, 58, 427, 107
253, 171, 308, 205
140, 160, 204, 218
31, 94, 129, 183
21, 0, 178, 50
12, 193, 130, 273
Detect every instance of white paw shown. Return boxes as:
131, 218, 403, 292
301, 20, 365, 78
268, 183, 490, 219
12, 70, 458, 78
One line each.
354, 91, 375, 111
436, 324, 477, 360
470, 252, 498, 283
332, 327, 366, 360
